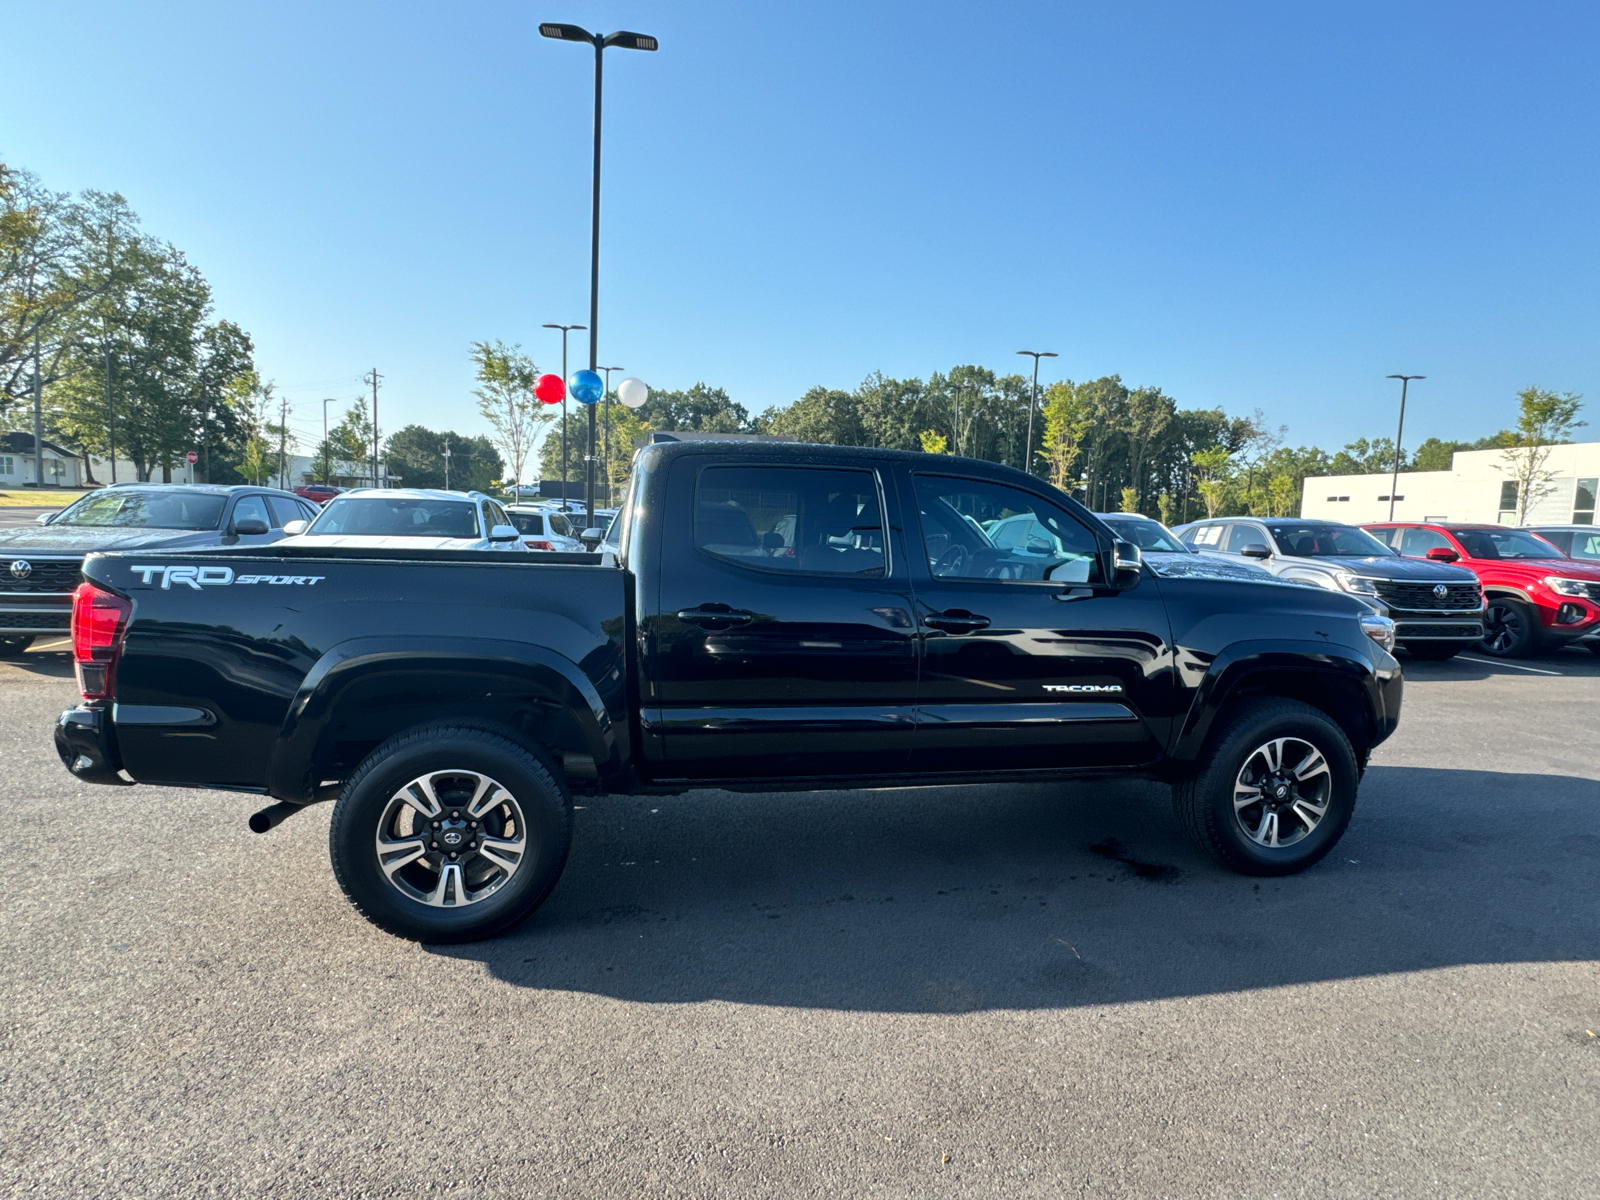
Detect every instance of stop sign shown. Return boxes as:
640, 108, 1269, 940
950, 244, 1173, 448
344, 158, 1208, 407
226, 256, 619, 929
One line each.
186, 451, 198, 464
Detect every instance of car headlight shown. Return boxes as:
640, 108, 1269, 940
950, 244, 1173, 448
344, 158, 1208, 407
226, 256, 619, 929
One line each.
1335, 571, 1380, 596
1359, 613, 1396, 653
1543, 576, 1594, 598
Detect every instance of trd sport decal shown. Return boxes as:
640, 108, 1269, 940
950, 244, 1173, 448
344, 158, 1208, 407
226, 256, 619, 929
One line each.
129, 566, 325, 590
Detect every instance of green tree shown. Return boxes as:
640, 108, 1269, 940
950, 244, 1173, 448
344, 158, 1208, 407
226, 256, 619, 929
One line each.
386, 425, 503, 492
1500, 386, 1585, 522
473, 341, 545, 493
1038, 380, 1089, 491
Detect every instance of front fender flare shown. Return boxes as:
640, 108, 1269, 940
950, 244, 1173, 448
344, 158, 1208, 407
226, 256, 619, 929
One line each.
264, 636, 619, 801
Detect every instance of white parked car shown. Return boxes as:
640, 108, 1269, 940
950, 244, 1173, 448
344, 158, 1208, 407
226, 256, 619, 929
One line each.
283, 489, 528, 552
503, 505, 584, 552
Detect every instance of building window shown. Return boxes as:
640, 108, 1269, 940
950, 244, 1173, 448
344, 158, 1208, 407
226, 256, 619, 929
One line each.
1325, 495, 1350, 503
0, 455, 14, 476
1575, 478, 1596, 524
1377, 494, 1404, 502
1499, 481, 1518, 512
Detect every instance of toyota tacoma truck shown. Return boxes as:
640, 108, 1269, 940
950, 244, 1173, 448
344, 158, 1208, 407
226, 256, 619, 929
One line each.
56, 442, 1402, 942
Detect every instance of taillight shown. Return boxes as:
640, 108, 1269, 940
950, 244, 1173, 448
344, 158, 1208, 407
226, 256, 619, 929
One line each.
71, 582, 132, 700
524, 539, 555, 551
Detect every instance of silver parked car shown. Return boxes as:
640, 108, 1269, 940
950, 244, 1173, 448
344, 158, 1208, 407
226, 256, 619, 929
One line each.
503, 505, 584, 553
286, 490, 528, 552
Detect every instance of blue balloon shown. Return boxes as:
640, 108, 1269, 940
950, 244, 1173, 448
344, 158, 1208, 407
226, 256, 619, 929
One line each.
568, 369, 604, 405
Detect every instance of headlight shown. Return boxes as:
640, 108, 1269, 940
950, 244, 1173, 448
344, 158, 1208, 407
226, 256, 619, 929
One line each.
1359, 613, 1396, 653
1335, 572, 1379, 596
1543, 576, 1594, 598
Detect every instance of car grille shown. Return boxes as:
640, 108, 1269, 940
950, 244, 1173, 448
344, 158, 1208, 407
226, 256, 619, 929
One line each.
0, 558, 83, 594
0, 611, 69, 630
1577, 581, 1600, 603
1394, 620, 1484, 639
1372, 580, 1482, 612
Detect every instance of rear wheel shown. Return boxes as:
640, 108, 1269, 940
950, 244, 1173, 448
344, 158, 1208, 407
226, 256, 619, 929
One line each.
1403, 641, 1467, 661
329, 725, 573, 942
0, 635, 35, 658
1173, 699, 1358, 876
1480, 597, 1537, 657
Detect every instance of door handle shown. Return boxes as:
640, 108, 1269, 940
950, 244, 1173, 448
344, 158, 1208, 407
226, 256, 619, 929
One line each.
922, 609, 990, 633
677, 605, 755, 629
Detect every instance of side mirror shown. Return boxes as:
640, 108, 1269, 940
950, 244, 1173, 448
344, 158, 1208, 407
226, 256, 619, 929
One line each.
36, 512, 54, 525
580, 527, 604, 550
489, 523, 520, 542
1111, 539, 1142, 588
1424, 546, 1459, 562
233, 517, 269, 536
761, 530, 785, 552
1240, 543, 1272, 560
281, 519, 308, 536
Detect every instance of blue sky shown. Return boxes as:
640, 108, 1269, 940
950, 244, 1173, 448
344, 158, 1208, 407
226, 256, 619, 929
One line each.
5, 1, 1597, 455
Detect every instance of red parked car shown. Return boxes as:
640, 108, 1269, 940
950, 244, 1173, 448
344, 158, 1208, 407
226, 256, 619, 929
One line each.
293, 484, 344, 506
1365, 522, 1600, 657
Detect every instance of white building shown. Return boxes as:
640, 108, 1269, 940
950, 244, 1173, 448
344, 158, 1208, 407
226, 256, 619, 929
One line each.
1301, 441, 1600, 526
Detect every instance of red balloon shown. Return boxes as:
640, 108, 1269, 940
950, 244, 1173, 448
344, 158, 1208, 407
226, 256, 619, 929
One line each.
534, 373, 565, 405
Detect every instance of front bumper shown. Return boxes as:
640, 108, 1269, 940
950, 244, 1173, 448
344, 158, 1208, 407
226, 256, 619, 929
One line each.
1391, 615, 1485, 642
54, 706, 132, 786
0, 597, 71, 636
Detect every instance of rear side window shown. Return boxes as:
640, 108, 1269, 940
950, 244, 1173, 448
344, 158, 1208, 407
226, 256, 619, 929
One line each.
547, 511, 574, 538
1187, 524, 1224, 547
695, 465, 885, 576
266, 496, 303, 527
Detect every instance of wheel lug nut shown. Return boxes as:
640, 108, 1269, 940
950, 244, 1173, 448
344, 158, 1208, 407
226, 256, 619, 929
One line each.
432, 822, 440, 829
449, 852, 457, 860
431, 841, 438, 848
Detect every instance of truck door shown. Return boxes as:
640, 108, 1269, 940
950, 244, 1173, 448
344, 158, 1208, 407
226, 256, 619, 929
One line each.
646, 457, 919, 779
897, 468, 1172, 773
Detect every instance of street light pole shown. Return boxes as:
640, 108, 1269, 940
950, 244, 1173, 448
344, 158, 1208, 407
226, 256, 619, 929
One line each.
601, 361, 624, 508
1384, 374, 1424, 521
1016, 350, 1058, 476
540, 22, 657, 528
542, 323, 585, 505
321, 398, 337, 485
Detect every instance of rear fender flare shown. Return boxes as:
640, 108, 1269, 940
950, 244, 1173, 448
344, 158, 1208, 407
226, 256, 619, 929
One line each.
264, 636, 616, 801
1170, 640, 1383, 764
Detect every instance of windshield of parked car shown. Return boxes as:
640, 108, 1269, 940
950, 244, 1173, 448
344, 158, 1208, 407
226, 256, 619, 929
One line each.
1100, 517, 1191, 553
308, 497, 481, 538
1269, 524, 1394, 557
1453, 528, 1563, 560
51, 490, 226, 530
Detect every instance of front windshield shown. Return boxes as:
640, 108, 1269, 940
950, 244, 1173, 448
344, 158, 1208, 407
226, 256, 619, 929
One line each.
308, 497, 481, 538
52, 490, 225, 530
1454, 528, 1563, 560
1101, 517, 1190, 553
1270, 524, 1395, 557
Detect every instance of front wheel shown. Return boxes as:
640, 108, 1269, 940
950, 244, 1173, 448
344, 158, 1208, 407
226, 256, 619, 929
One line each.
1172, 699, 1359, 876
1480, 597, 1537, 657
329, 725, 573, 942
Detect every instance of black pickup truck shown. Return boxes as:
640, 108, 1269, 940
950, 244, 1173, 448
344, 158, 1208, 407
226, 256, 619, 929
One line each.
56, 442, 1403, 942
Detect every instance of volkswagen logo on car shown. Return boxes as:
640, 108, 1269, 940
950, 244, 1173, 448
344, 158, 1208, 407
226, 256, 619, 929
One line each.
1433, 583, 1449, 599
8, 560, 30, 580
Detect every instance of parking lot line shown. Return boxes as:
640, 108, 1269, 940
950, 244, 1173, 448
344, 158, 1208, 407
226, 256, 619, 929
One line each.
1455, 655, 1562, 676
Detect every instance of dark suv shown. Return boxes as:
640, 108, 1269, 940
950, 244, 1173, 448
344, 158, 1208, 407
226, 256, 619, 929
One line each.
1173, 516, 1485, 660
0, 484, 316, 655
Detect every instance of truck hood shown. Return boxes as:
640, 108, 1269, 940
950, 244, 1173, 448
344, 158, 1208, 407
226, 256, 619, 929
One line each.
1466, 557, 1600, 581
1289, 554, 1476, 582
0, 524, 227, 554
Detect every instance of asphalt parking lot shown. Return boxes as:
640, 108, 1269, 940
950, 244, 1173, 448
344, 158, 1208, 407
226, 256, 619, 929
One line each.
1, 643, 1596, 1198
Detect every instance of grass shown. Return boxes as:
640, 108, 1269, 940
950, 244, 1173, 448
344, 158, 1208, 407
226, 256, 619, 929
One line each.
0, 489, 89, 508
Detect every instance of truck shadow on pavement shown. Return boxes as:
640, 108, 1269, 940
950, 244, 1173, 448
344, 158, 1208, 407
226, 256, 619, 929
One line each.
436, 765, 1600, 1012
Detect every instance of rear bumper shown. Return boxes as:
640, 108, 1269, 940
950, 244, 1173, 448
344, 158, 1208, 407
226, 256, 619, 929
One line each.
54, 706, 132, 786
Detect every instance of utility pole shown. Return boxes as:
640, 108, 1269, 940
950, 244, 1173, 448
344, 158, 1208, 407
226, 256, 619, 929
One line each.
365, 369, 383, 488
441, 439, 452, 490
1384, 375, 1423, 521
1016, 351, 1058, 477
321, 398, 337, 484
278, 395, 289, 490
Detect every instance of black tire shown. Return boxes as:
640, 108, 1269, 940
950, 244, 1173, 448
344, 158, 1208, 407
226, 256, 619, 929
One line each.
0, 635, 36, 658
1172, 698, 1359, 876
1403, 641, 1467, 661
1480, 596, 1537, 657
329, 724, 573, 943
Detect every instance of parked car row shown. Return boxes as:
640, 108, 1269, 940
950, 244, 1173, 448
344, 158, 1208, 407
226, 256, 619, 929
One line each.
1171, 515, 1600, 658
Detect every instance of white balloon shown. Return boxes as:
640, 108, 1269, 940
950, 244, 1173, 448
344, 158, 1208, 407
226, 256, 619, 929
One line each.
617, 377, 649, 409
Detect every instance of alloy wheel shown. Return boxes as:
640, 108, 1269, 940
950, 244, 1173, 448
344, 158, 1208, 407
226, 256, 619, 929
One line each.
373, 769, 529, 907
1232, 736, 1333, 849
1482, 603, 1524, 655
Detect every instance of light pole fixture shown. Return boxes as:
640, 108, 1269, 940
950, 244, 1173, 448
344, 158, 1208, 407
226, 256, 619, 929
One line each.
321, 398, 338, 484
599, 364, 623, 506
539, 20, 658, 529
1385, 374, 1424, 521
1017, 350, 1058, 475
543, 323, 586, 504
